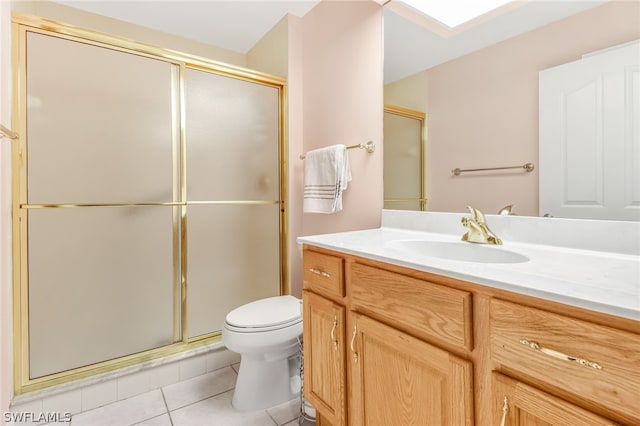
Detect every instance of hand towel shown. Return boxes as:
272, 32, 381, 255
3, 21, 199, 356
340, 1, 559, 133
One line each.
303, 144, 352, 214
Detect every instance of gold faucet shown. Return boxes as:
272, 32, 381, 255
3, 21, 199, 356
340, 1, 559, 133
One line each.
461, 206, 502, 245
497, 204, 515, 215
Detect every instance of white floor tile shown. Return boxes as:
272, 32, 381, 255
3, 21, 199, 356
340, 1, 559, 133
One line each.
283, 418, 315, 426
162, 367, 237, 411
132, 413, 172, 426
170, 390, 276, 426
70, 389, 166, 426
266, 398, 300, 426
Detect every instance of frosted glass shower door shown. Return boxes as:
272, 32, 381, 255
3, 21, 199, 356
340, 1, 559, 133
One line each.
24, 32, 180, 378
384, 109, 425, 210
185, 68, 281, 338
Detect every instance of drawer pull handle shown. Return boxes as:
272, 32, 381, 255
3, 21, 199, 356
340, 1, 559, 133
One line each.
519, 339, 603, 370
330, 316, 338, 351
309, 268, 330, 278
350, 325, 358, 363
500, 396, 508, 426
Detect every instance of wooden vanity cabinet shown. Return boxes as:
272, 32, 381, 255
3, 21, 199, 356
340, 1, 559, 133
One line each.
491, 373, 617, 426
349, 312, 473, 425
303, 290, 346, 426
301, 246, 640, 426
302, 249, 347, 426
490, 299, 640, 424
349, 262, 474, 425
302, 247, 474, 426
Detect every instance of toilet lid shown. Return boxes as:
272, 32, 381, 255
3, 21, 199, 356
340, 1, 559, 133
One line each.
226, 295, 302, 329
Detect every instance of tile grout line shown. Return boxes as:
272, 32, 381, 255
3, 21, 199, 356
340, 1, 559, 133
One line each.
162, 366, 238, 413
165, 387, 236, 414
264, 409, 280, 426
160, 388, 174, 426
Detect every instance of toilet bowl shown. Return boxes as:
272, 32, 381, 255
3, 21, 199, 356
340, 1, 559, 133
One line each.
222, 295, 303, 411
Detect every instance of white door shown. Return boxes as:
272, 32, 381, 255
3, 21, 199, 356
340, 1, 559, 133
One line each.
539, 40, 640, 221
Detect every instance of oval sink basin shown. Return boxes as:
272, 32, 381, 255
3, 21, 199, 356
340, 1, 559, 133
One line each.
387, 240, 529, 264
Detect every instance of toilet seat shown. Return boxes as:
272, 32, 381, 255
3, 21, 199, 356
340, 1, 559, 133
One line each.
222, 295, 303, 410
225, 295, 302, 333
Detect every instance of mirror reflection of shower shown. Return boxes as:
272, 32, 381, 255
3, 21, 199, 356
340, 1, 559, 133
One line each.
383, 106, 426, 211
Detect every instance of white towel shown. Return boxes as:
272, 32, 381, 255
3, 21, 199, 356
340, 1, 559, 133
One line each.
303, 144, 352, 214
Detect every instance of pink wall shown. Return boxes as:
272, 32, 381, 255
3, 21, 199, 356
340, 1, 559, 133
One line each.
427, 1, 640, 216
300, 0, 384, 237
286, 14, 305, 298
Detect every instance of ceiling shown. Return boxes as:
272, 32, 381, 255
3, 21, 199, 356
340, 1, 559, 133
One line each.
50, 0, 608, 83
383, 0, 607, 83
51, 0, 321, 53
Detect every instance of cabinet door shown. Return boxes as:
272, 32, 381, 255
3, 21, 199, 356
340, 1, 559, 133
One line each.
492, 373, 617, 426
303, 291, 346, 426
350, 312, 473, 426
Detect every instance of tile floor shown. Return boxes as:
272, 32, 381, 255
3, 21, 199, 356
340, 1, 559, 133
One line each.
42, 363, 315, 426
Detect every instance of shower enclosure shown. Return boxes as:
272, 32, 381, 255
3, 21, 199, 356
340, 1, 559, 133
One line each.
383, 106, 426, 211
12, 15, 286, 393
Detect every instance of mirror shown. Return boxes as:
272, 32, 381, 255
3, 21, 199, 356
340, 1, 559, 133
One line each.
383, 0, 640, 220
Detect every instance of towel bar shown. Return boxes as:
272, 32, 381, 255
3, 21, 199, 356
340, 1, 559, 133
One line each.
452, 162, 534, 176
0, 124, 18, 140
300, 141, 375, 160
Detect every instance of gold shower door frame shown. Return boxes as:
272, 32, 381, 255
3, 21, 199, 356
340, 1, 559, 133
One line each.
383, 105, 427, 211
11, 14, 288, 395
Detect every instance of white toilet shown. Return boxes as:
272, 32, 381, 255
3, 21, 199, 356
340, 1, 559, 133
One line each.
222, 295, 303, 411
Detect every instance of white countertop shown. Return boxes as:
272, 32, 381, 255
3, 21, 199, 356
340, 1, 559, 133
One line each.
298, 212, 640, 321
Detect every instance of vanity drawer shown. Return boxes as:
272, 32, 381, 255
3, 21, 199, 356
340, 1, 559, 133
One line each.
490, 299, 640, 422
350, 262, 473, 351
303, 249, 344, 299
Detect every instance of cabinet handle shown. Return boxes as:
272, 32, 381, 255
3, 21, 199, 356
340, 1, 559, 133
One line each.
500, 396, 508, 426
330, 316, 338, 351
519, 339, 603, 370
309, 268, 330, 278
350, 325, 358, 363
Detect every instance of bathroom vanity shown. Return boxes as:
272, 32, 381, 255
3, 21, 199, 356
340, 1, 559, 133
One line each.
298, 211, 639, 426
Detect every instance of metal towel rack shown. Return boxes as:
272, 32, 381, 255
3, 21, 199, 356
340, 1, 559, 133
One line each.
0, 124, 18, 140
452, 162, 534, 176
300, 140, 375, 160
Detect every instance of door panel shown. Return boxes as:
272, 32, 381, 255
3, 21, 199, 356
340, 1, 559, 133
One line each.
26, 32, 176, 205
303, 291, 346, 426
492, 373, 617, 426
539, 40, 640, 220
351, 313, 473, 426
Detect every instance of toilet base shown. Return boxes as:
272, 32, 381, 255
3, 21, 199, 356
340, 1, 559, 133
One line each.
232, 350, 301, 411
